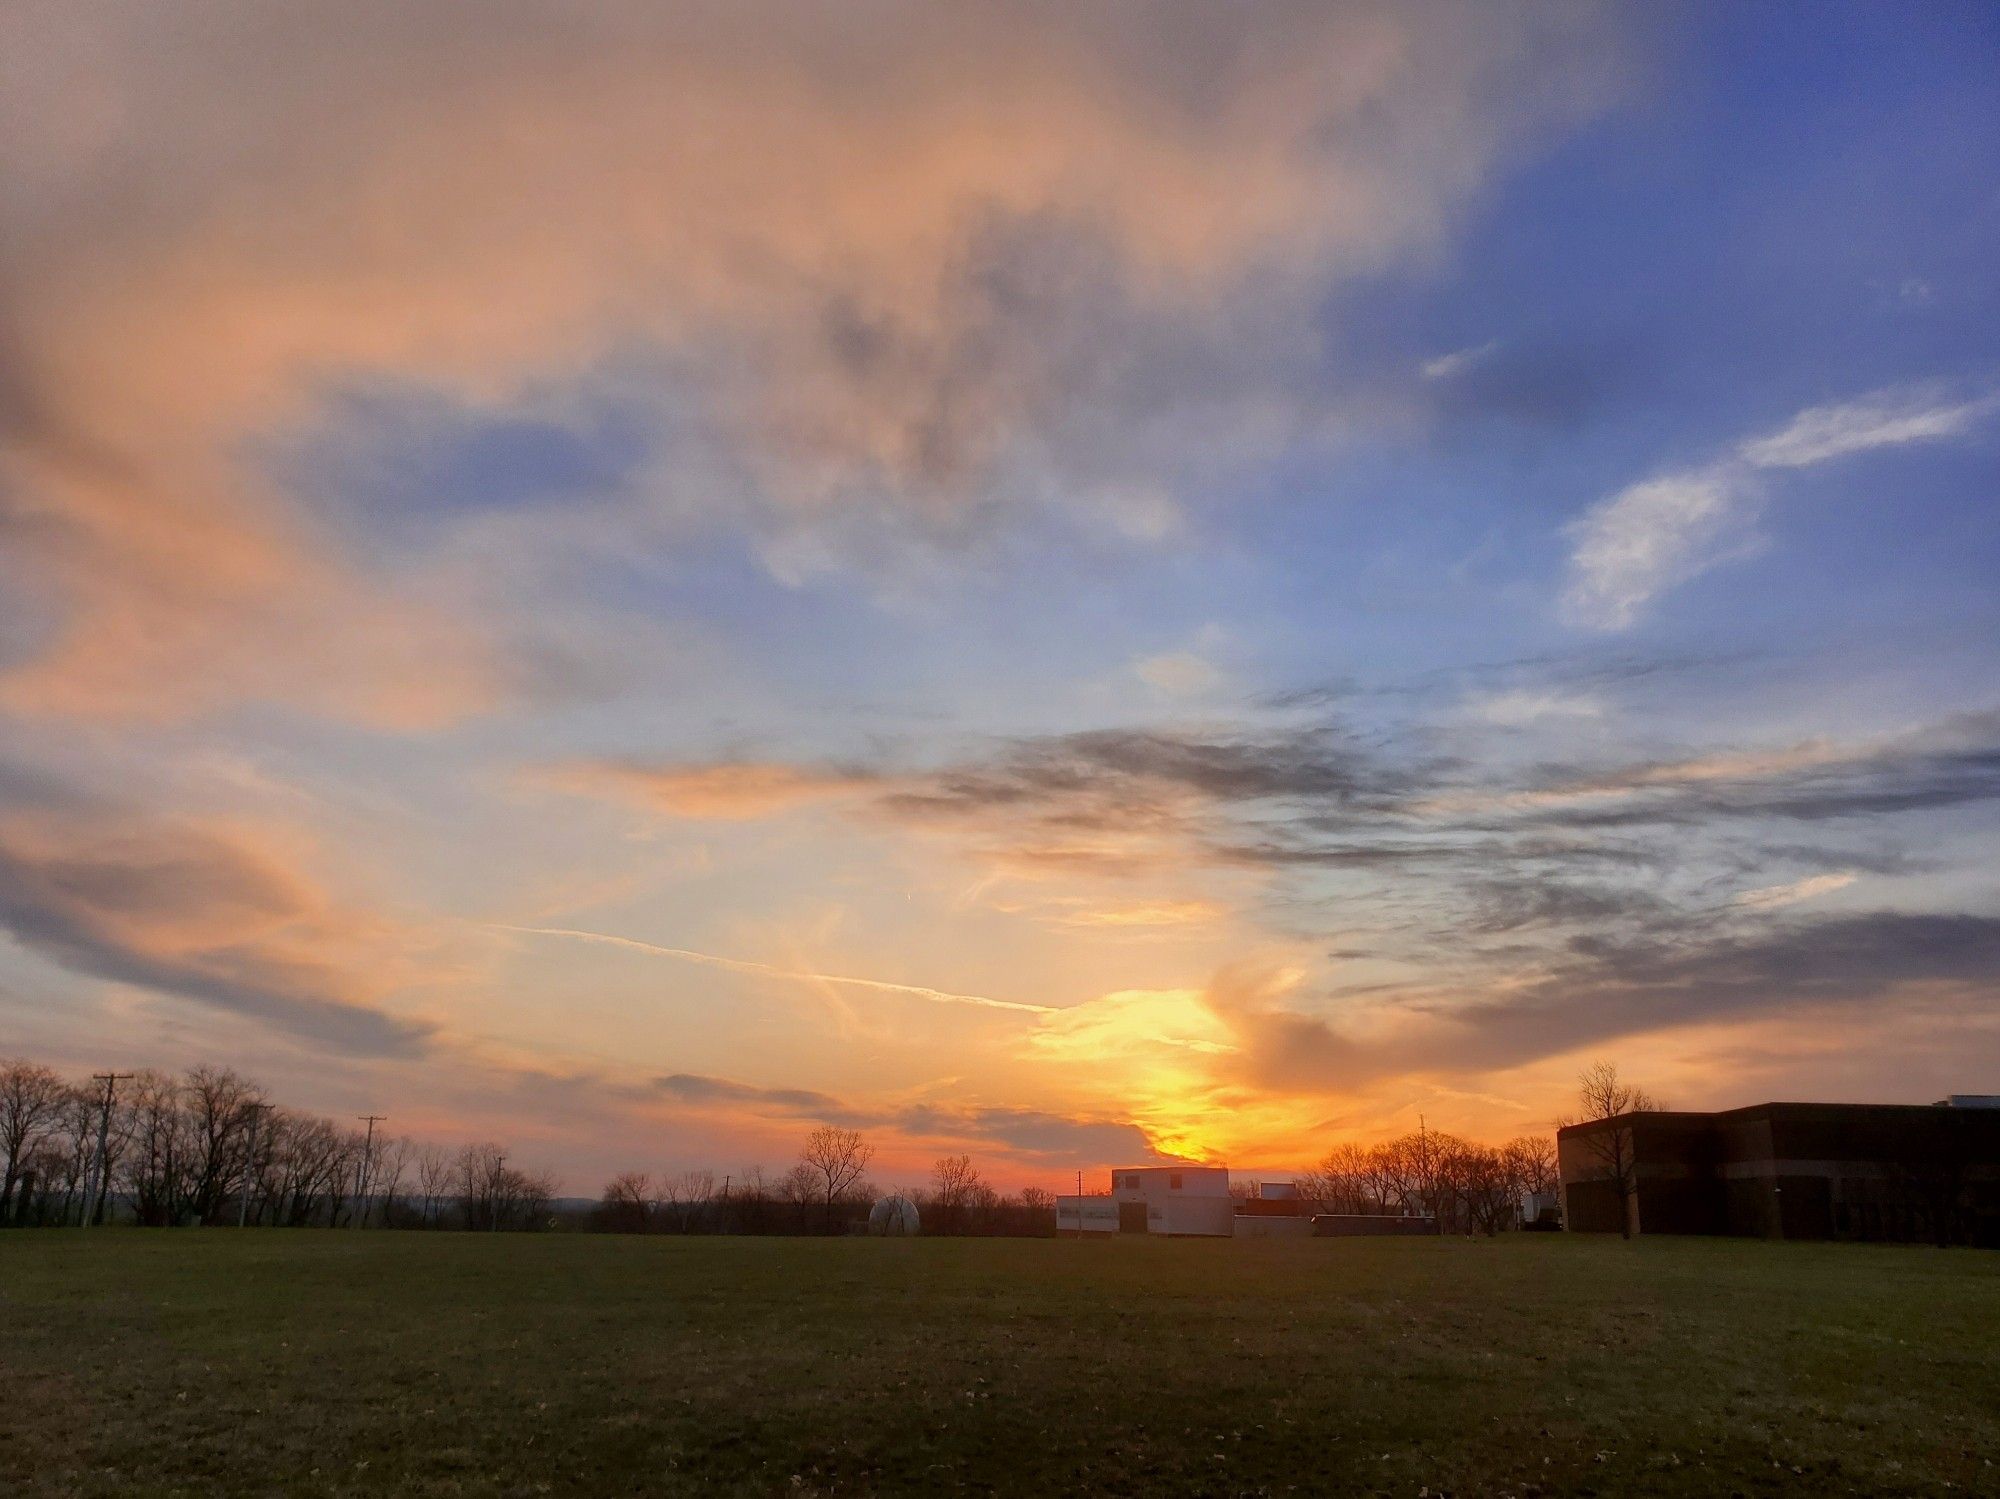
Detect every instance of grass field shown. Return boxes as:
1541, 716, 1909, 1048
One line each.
3, 1232, 1997, 1496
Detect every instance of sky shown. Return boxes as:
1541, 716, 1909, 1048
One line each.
2, 1, 1997, 1194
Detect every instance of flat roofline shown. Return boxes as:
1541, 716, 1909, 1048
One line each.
1107, 1164, 1229, 1173
1559, 1099, 1993, 1133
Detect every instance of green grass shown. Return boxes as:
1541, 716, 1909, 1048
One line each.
2, 1232, 1997, 1496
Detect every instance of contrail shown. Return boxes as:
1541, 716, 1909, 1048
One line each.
493, 924, 1056, 1015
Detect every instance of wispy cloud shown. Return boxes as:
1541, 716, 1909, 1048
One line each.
541, 705, 2000, 930
1733, 871, 1858, 909
1135, 650, 1223, 697
1561, 384, 1994, 630
1738, 388, 1997, 469
1052, 899, 1223, 929
1560, 468, 1759, 630
1462, 688, 1606, 726
495, 924, 1054, 1014
537, 761, 879, 821
543, 723, 1405, 881
1420, 340, 1500, 380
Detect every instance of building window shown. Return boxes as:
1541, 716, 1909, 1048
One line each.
1169, 1172, 1182, 1190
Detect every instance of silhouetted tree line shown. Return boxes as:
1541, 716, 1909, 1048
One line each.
2, 1051, 1567, 1239
593, 1133, 1058, 1237
1294, 1130, 1559, 1235
0, 1057, 556, 1230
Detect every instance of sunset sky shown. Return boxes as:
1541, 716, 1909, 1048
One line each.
2, 2, 1997, 1192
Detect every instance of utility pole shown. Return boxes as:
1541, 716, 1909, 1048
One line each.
354, 1115, 385, 1228
237, 1103, 271, 1229
490, 1153, 506, 1233
85, 1072, 132, 1228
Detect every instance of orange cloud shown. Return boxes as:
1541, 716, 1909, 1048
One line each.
538, 761, 879, 821
1053, 898, 1224, 929
0, 2, 1620, 721
0, 805, 439, 1055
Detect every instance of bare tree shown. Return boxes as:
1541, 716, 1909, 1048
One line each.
1372, 1130, 1456, 1226
123, 1070, 194, 1226
778, 1161, 820, 1210
798, 1126, 872, 1231
448, 1143, 553, 1231
930, 1154, 982, 1235
511, 1166, 558, 1230
1019, 1185, 1055, 1217
1448, 1142, 1518, 1236
601, 1170, 656, 1233
456, 1143, 506, 1230
266, 1112, 356, 1226
182, 1067, 264, 1225
1298, 1141, 1380, 1216
1577, 1060, 1658, 1121
965, 1179, 1000, 1234
49, 1085, 100, 1225
1561, 1061, 1660, 1239
370, 1136, 412, 1225
0, 1048, 582, 1234
0, 1060, 65, 1224
14, 1138, 72, 1224
1501, 1135, 1558, 1198
660, 1169, 716, 1233
414, 1144, 454, 1226
729, 1164, 773, 1233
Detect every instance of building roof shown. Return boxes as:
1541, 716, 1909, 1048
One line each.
1104, 1167, 1224, 1183
1559, 1099, 2000, 1134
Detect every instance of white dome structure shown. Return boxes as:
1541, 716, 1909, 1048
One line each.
868, 1194, 921, 1236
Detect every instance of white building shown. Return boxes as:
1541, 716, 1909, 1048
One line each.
1056, 1165, 1235, 1237
1519, 1189, 1562, 1229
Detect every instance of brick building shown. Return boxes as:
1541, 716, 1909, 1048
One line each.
1558, 1098, 2000, 1245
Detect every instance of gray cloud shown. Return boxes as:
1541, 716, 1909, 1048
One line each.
554, 698, 2000, 1095
879, 725, 1403, 823
1492, 714, 2000, 831
0, 767, 435, 1057
1217, 911, 2000, 1096
1453, 911, 2000, 1072
1464, 880, 1672, 935
551, 703, 1999, 957
1257, 649, 1757, 713
653, 1073, 1162, 1165
1747, 843, 1930, 878
652, 1074, 852, 1120
861, 686, 2000, 866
